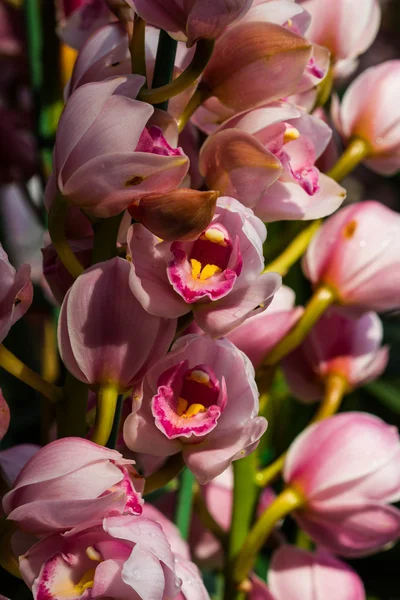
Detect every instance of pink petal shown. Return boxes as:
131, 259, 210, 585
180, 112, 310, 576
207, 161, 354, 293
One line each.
194, 272, 282, 337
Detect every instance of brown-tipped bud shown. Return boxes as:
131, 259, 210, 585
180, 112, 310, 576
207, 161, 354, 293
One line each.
128, 188, 219, 241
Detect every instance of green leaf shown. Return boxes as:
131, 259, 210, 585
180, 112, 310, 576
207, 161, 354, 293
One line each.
364, 380, 400, 414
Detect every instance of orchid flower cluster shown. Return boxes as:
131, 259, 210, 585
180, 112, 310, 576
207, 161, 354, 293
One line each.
1, 0, 400, 599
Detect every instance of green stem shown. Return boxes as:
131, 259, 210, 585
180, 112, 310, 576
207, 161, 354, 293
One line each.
91, 213, 124, 265
152, 30, 178, 111
225, 454, 258, 600
106, 394, 124, 449
175, 468, 195, 540
264, 285, 336, 366
48, 195, 85, 279
91, 383, 119, 446
0, 344, 62, 403
263, 220, 322, 276
315, 63, 334, 108
177, 86, 211, 132
311, 373, 348, 423
255, 373, 348, 489
138, 39, 214, 105
57, 372, 88, 438
130, 16, 147, 77
234, 487, 305, 585
144, 453, 185, 495
327, 137, 371, 182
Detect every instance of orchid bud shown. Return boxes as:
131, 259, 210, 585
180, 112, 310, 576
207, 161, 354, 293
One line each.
227, 286, 303, 368
199, 103, 346, 222
0, 244, 33, 344
19, 515, 182, 600
283, 413, 400, 556
0, 390, 10, 442
123, 334, 267, 484
129, 0, 252, 47
127, 196, 281, 337
282, 309, 388, 403
2, 438, 143, 535
302, 0, 381, 77
202, 21, 312, 112
128, 188, 218, 241
303, 201, 400, 315
58, 257, 176, 391
53, 77, 188, 218
332, 61, 400, 175
250, 545, 366, 600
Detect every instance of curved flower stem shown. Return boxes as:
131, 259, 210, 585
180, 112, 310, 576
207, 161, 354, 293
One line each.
152, 30, 178, 111
193, 488, 228, 546
91, 383, 119, 446
327, 137, 370, 182
255, 453, 286, 489
91, 213, 124, 265
138, 39, 214, 106
130, 16, 147, 78
177, 85, 211, 132
263, 285, 336, 367
233, 487, 305, 585
175, 468, 195, 540
0, 344, 62, 403
144, 453, 185, 495
263, 220, 322, 276
255, 373, 348, 488
311, 373, 348, 422
48, 194, 85, 279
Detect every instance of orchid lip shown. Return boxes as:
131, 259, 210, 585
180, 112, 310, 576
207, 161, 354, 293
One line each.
152, 362, 227, 440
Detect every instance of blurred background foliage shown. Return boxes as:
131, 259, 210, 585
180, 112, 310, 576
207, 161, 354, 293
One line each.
1, 0, 400, 598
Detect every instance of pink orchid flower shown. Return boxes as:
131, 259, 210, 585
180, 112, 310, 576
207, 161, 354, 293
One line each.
301, 0, 381, 78
284, 413, 400, 556
49, 76, 189, 218
332, 61, 400, 175
123, 334, 267, 484
199, 102, 346, 222
0, 244, 33, 344
58, 257, 176, 390
282, 308, 388, 402
128, 0, 252, 47
19, 515, 181, 600
250, 545, 365, 600
303, 201, 400, 315
2, 438, 143, 535
127, 196, 281, 337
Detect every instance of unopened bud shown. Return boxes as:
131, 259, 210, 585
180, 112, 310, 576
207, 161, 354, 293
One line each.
128, 188, 219, 241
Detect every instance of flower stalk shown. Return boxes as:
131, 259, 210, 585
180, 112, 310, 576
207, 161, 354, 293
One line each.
233, 487, 305, 585
263, 285, 337, 366
91, 383, 120, 446
327, 137, 371, 182
0, 344, 62, 403
48, 194, 85, 279
138, 39, 214, 105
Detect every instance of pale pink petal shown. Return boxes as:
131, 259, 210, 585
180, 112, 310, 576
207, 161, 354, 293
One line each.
63, 151, 189, 218
255, 175, 346, 222
123, 411, 182, 457
194, 272, 281, 337
184, 417, 267, 484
